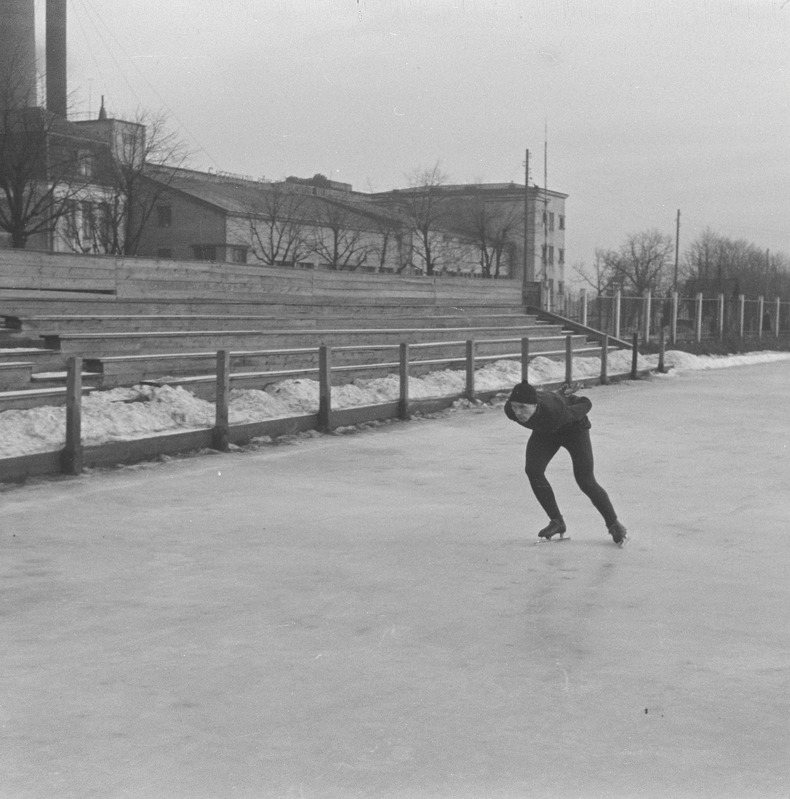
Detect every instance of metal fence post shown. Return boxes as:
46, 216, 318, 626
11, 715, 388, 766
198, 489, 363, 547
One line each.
670, 291, 679, 346
643, 289, 652, 344
776, 297, 782, 338
61, 356, 83, 475
614, 290, 622, 340
695, 292, 703, 343
658, 327, 666, 373
465, 339, 476, 401
758, 296, 765, 339
565, 335, 573, 385
580, 288, 588, 328
600, 335, 609, 385
738, 295, 745, 339
318, 345, 332, 432
718, 294, 725, 340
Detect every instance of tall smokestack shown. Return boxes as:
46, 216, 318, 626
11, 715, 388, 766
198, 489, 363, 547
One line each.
0, 0, 37, 110
46, 0, 68, 117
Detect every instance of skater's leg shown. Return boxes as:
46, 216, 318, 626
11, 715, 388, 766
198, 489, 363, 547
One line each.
525, 432, 563, 521
563, 429, 618, 527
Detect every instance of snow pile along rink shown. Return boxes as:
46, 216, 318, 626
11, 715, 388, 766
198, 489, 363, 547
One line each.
0, 350, 787, 458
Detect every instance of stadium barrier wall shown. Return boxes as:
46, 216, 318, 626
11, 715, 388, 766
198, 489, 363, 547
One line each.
0, 334, 648, 483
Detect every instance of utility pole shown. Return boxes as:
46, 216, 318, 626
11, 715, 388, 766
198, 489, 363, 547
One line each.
523, 149, 530, 297
673, 209, 681, 292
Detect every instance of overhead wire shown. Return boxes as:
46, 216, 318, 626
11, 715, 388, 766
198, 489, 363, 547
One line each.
69, 0, 221, 167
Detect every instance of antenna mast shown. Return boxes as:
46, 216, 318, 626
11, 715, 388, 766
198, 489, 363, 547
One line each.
543, 121, 548, 283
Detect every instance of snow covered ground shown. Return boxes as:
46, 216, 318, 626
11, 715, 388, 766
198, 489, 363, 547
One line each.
1, 348, 788, 458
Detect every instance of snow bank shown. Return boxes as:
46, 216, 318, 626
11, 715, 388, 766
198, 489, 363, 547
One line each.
0, 349, 787, 458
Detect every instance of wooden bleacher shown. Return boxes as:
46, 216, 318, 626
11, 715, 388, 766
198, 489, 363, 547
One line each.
0, 249, 617, 408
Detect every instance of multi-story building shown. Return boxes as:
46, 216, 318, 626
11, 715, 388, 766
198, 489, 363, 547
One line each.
370, 182, 567, 298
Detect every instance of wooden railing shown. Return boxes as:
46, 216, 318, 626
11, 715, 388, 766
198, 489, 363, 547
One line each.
9, 332, 645, 483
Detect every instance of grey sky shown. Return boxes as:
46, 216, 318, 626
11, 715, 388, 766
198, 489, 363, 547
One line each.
55, 0, 790, 271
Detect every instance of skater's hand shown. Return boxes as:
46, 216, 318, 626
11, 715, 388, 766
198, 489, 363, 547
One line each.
559, 382, 581, 396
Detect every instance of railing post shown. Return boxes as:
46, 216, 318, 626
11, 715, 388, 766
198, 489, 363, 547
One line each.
565, 334, 573, 385
465, 339, 476, 401
318, 344, 332, 432
580, 288, 588, 328
643, 289, 652, 344
738, 294, 745, 339
670, 291, 679, 346
61, 356, 83, 475
212, 350, 230, 451
695, 292, 703, 343
630, 332, 639, 379
776, 297, 782, 338
717, 294, 725, 340
521, 337, 530, 383
614, 290, 622, 340
600, 335, 609, 385
658, 327, 666, 373
398, 343, 410, 419
758, 296, 765, 340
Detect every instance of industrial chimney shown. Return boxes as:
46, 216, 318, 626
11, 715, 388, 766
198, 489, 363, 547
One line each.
46, 0, 68, 117
0, 0, 37, 110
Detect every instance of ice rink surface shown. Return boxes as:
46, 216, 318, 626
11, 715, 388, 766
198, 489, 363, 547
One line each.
2, 361, 789, 799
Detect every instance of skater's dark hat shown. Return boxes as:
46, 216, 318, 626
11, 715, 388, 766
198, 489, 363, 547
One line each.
508, 381, 537, 404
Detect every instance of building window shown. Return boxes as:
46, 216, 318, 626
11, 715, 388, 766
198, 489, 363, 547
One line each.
157, 248, 173, 259
122, 133, 138, 159
548, 245, 554, 265
558, 248, 565, 265
558, 215, 565, 230
229, 246, 247, 264
192, 245, 217, 261
157, 206, 172, 227
549, 212, 555, 231
81, 201, 94, 240
76, 150, 95, 178
157, 205, 172, 228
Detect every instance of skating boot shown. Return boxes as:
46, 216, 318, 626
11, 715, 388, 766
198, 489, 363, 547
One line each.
608, 520, 628, 546
538, 517, 568, 542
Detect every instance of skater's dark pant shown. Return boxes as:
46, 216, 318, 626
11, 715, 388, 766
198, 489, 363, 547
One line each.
525, 426, 617, 527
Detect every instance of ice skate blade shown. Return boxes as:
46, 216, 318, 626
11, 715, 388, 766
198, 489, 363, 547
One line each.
535, 535, 571, 545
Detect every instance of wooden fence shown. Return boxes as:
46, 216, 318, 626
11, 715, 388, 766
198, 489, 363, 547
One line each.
0, 333, 647, 483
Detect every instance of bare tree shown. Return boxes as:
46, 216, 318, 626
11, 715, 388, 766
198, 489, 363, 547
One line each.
575, 250, 616, 295
0, 57, 93, 249
597, 229, 674, 295
402, 162, 450, 275
103, 110, 190, 256
458, 188, 522, 278
682, 229, 790, 299
307, 198, 375, 271
365, 206, 407, 273
246, 183, 308, 266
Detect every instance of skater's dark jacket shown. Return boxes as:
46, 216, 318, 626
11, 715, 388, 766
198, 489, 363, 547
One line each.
504, 389, 592, 433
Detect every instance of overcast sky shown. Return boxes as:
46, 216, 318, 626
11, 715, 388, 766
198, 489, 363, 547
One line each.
48, 0, 790, 271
